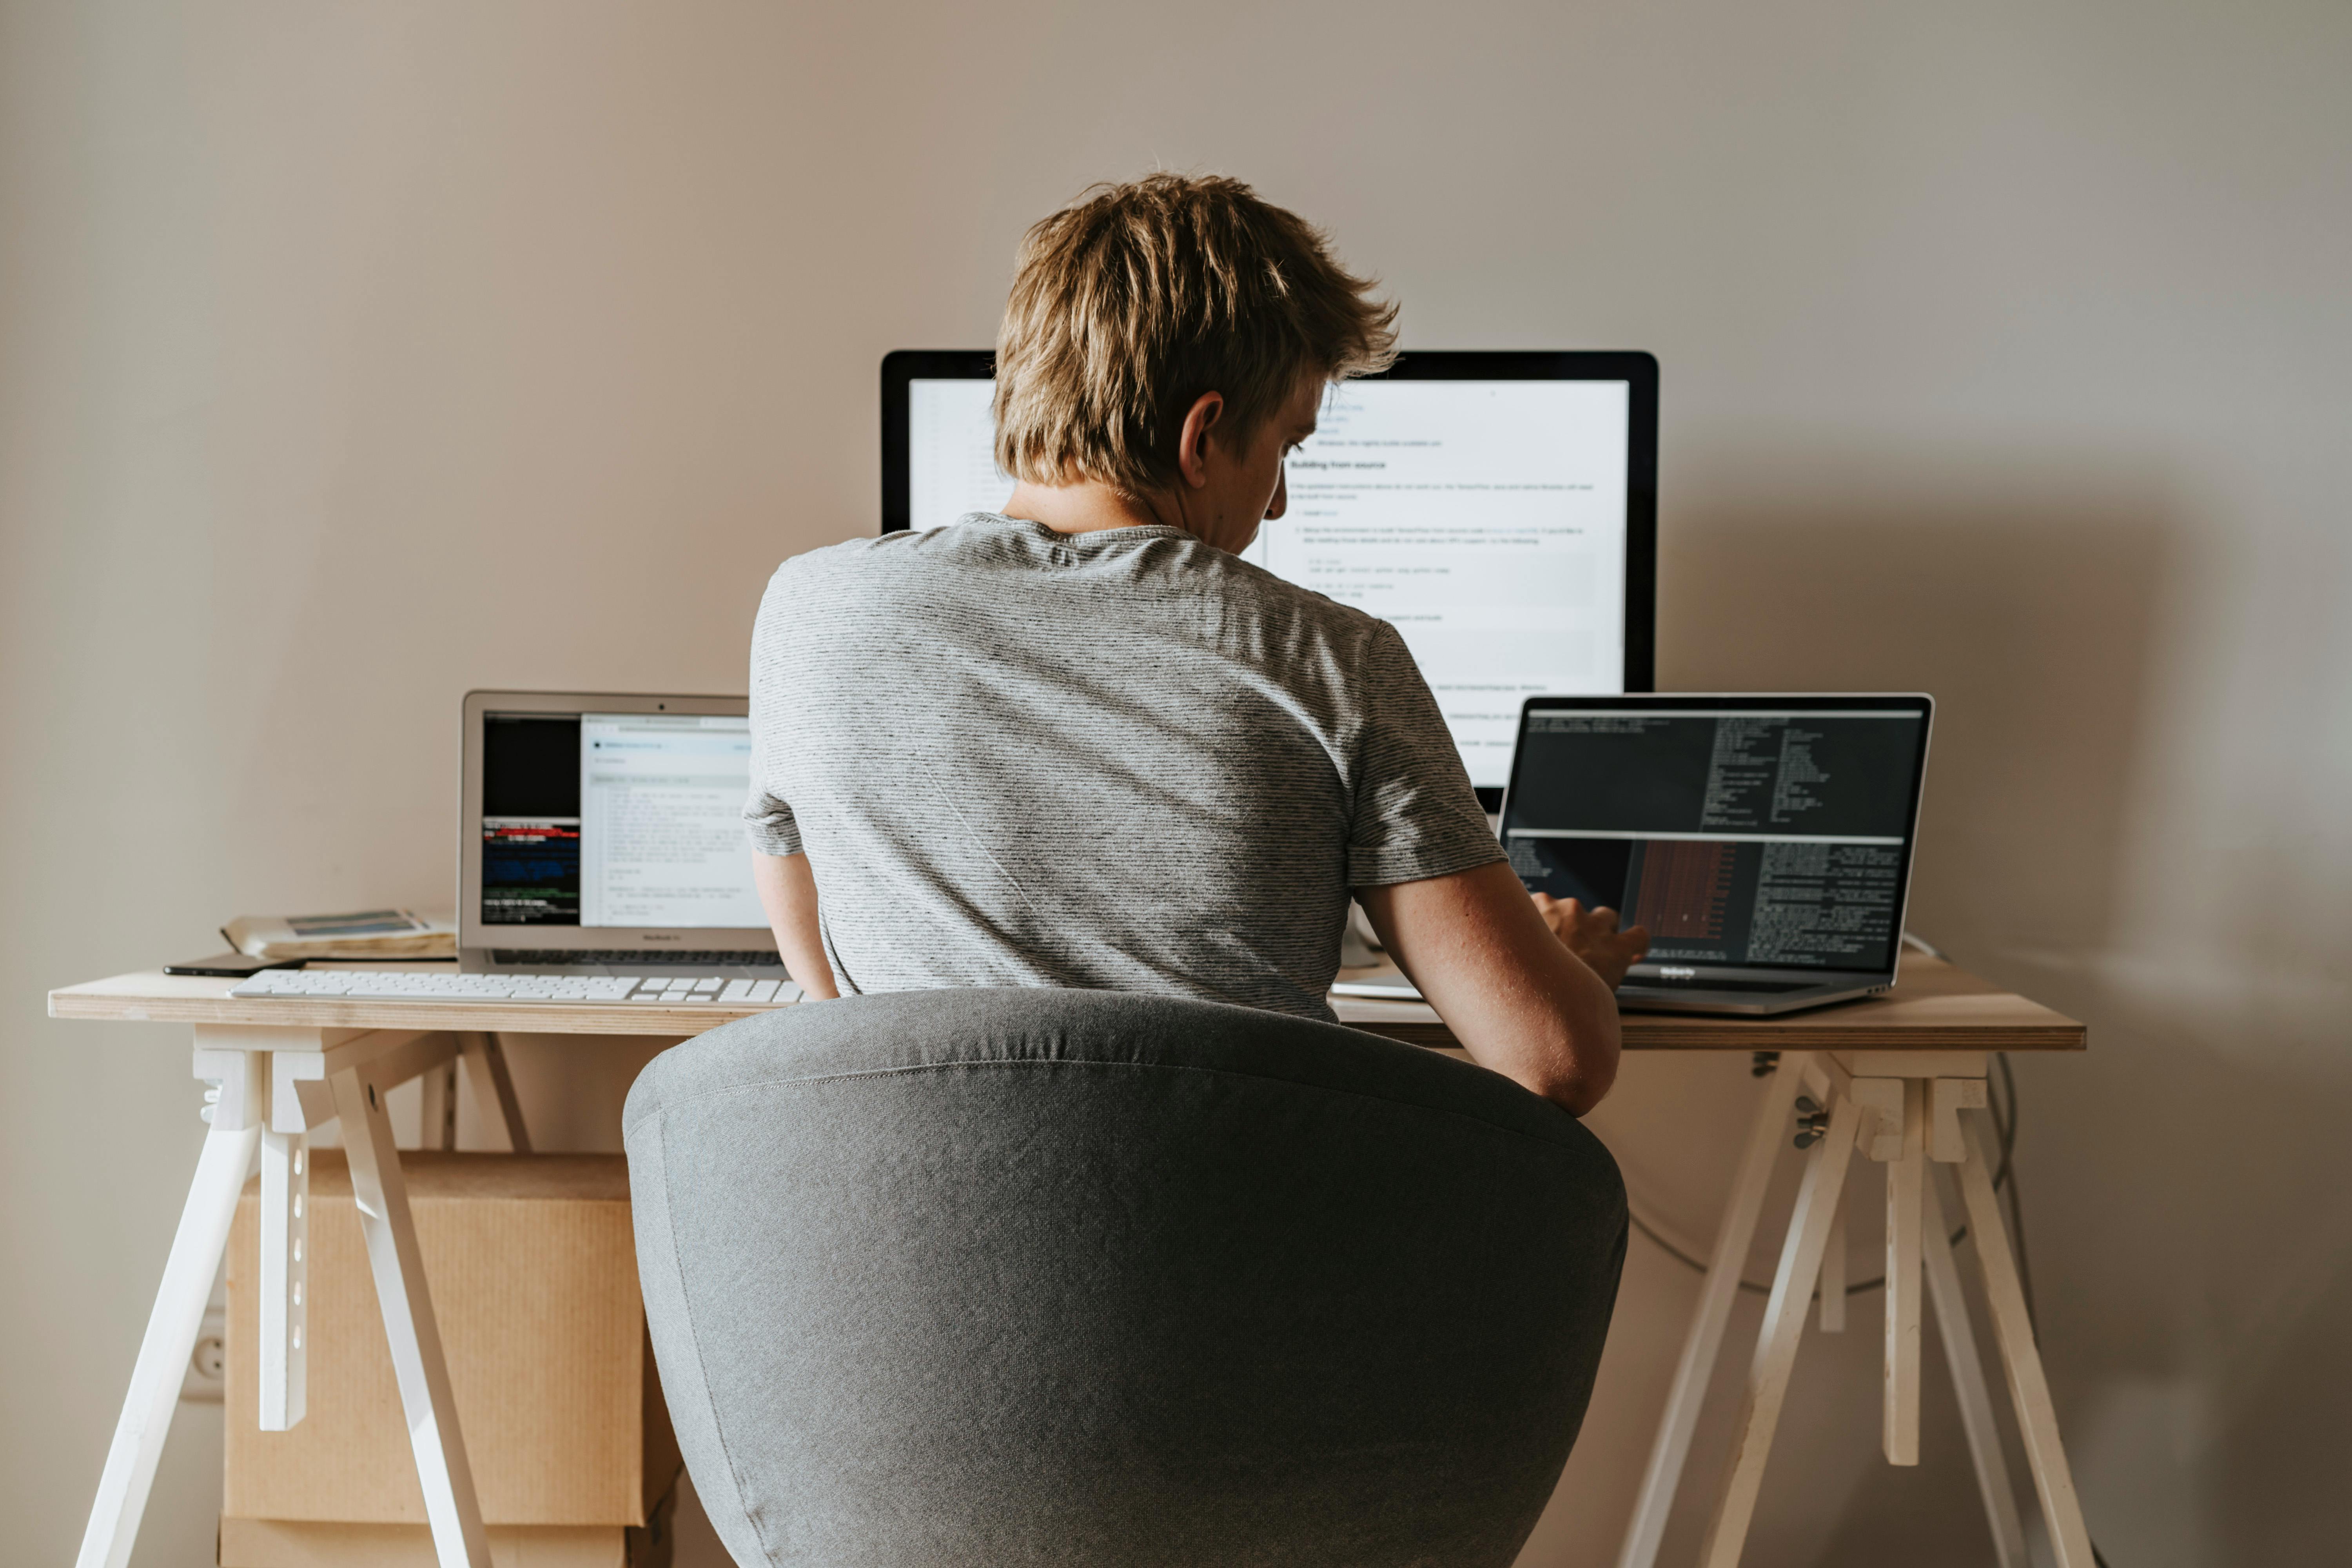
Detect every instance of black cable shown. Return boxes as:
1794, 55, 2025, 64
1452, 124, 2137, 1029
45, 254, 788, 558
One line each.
1989, 1056, 2018, 1189
1626, 1207, 1784, 1292
1628, 1210, 1975, 1296
1995, 1053, 2040, 1336
1627, 1184, 1987, 1296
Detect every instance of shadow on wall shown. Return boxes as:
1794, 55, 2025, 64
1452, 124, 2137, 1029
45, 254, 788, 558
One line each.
1616, 467, 2180, 1567
1657, 469, 2171, 963
1657, 479, 2352, 1564
2033, 961, 2352, 1568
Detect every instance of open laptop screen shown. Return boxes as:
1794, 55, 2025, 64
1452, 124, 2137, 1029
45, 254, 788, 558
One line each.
480, 711, 764, 930
1500, 697, 1931, 974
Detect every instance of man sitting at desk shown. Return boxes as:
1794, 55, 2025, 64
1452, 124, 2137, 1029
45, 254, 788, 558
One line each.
744, 173, 1644, 1115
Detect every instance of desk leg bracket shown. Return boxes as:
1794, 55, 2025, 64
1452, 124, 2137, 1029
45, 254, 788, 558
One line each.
258, 1127, 309, 1430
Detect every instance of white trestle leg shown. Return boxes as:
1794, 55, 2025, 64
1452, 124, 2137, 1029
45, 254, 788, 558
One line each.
1957, 1111, 2097, 1568
76, 1050, 264, 1568
1923, 1166, 2030, 1568
1697, 1083, 1865, 1568
331, 1065, 494, 1568
1615, 1051, 1814, 1568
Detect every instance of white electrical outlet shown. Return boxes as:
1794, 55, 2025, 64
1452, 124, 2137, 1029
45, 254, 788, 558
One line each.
183, 1305, 227, 1403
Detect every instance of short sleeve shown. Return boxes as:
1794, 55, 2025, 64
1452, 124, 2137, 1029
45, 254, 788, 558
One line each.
1345, 621, 1508, 888
743, 786, 802, 857
743, 560, 806, 858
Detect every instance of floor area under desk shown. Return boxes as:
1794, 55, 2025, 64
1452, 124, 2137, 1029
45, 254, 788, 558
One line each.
666, 1474, 729, 1568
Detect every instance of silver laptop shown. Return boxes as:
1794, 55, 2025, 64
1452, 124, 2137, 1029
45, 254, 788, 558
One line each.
1338, 693, 1933, 1015
458, 690, 784, 977
1508, 693, 1932, 1014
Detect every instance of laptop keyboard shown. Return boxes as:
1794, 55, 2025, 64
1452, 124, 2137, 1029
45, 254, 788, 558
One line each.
228, 971, 802, 1006
487, 948, 785, 968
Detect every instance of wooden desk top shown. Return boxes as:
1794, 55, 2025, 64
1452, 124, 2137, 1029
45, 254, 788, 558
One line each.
1330, 955, 2082, 1051
48, 956, 2082, 1053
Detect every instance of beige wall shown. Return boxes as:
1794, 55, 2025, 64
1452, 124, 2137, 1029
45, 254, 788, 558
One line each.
5, 2, 2347, 1564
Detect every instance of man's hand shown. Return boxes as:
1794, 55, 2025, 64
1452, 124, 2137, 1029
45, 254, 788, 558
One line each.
1531, 895, 1651, 991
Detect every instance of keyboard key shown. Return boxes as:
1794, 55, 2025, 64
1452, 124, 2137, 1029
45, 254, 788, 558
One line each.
746, 979, 779, 1003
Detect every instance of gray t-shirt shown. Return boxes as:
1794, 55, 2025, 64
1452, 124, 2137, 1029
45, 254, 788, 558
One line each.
745, 514, 1504, 1020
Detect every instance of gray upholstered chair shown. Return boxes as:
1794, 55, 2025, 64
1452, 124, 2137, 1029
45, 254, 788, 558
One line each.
624, 987, 1626, 1568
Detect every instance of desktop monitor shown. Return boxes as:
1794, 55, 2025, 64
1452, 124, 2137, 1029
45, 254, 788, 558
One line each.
881, 349, 1658, 807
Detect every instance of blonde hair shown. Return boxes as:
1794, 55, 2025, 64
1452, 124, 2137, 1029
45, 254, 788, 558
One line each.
994, 173, 1398, 496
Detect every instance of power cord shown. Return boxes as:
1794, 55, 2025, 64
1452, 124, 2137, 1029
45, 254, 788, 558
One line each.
1991, 1053, 2041, 1333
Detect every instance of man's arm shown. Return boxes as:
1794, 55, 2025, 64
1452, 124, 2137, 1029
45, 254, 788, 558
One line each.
752, 851, 841, 1000
1356, 862, 1645, 1116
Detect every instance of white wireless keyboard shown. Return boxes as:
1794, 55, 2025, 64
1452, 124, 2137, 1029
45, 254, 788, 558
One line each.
229, 971, 802, 1006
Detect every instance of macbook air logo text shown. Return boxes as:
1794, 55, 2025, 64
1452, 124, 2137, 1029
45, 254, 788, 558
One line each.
1659, 965, 1698, 979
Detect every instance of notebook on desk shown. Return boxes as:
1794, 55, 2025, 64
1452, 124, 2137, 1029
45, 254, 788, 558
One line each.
1336, 693, 1934, 1016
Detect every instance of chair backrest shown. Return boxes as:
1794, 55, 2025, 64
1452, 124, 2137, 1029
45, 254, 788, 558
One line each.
624, 987, 1626, 1568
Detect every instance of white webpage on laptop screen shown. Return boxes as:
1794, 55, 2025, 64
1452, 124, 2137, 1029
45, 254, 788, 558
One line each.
906, 377, 1630, 790
576, 713, 766, 929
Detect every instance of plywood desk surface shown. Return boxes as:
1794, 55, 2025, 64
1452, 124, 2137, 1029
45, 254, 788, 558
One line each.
49, 955, 2081, 1054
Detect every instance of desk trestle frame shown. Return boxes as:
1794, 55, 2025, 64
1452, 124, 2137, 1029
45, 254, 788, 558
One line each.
1616, 1050, 2093, 1568
75, 1027, 528, 1568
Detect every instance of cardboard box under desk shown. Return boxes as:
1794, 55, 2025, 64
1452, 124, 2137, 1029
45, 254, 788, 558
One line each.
216, 1478, 675, 1568
224, 1151, 679, 1532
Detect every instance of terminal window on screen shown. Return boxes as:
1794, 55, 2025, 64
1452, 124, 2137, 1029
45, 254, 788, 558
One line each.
480, 713, 764, 929
906, 376, 1633, 791
1503, 712, 1924, 972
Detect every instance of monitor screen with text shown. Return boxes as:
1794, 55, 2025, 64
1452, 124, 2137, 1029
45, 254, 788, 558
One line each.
902, 374, 1636, 790
1501, 707, 1927, 973
479, 711, 765, 929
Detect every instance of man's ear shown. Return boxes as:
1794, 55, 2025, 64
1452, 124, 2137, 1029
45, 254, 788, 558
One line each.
1175, 391, 1225, 490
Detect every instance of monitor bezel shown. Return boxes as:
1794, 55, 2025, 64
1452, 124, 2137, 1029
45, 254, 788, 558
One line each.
1497, 692, 1936, 980
457, 689, 778, 963
879, 348, 1661, 722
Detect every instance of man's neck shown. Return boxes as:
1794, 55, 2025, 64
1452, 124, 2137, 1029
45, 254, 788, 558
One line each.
1002, 480, 1183, 537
